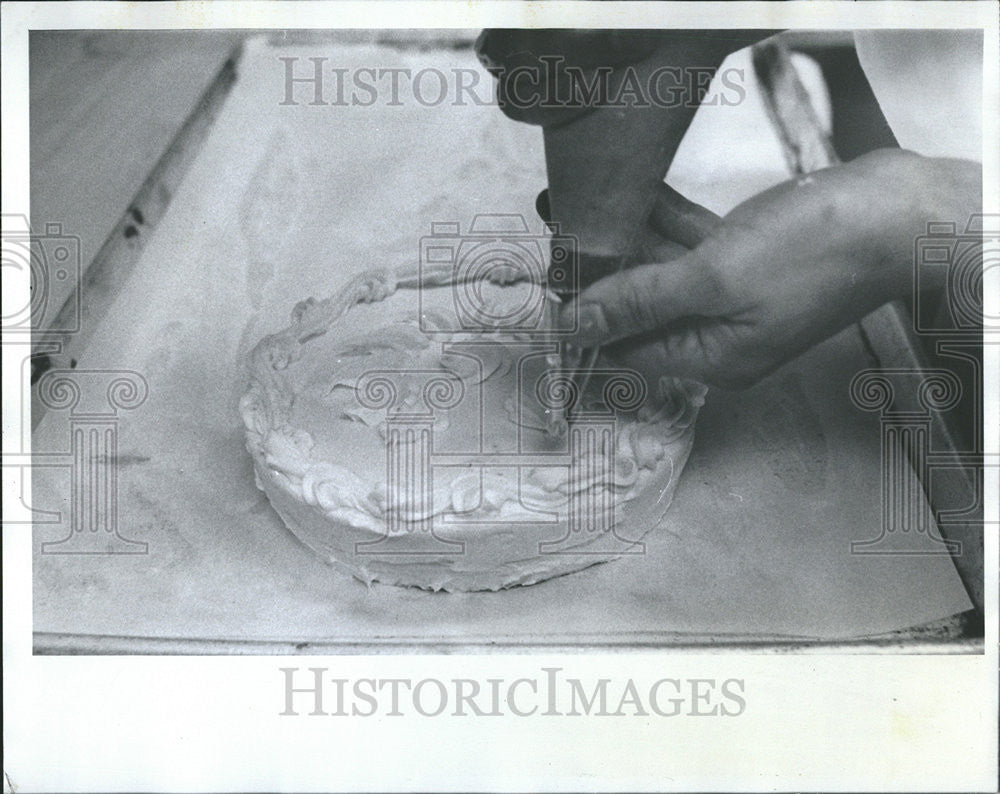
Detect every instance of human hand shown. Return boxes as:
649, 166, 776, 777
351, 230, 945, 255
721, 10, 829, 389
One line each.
561, 149, 981, 389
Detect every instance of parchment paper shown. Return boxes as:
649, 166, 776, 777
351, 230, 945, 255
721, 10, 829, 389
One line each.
33, 39, 972, 648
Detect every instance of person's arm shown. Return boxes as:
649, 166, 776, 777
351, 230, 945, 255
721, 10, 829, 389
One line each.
560, 148, 982, 389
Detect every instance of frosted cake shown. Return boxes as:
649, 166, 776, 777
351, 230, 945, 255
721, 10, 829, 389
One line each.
240, 268, 704, 591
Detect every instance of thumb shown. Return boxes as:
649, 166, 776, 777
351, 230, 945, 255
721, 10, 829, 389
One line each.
649, 182, 722, 249
562, 251, 717, 348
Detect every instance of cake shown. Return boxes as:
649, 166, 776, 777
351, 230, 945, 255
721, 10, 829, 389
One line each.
239, 267, 704, 591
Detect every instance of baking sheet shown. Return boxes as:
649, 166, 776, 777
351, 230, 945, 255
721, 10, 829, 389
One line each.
32, 39, 972, 648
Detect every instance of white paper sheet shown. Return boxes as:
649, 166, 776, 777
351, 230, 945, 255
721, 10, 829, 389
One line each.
33, 38, 972, 648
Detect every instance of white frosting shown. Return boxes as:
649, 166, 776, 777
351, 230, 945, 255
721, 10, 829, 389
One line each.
241, 268, 704, 591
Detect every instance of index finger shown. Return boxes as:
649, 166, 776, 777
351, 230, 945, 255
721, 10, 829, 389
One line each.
560, 250, 719, 348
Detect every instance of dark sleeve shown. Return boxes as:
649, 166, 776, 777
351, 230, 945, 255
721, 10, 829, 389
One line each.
475, 29, 665, 126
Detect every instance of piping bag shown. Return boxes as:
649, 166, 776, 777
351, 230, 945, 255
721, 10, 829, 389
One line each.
531, 42, 730, 436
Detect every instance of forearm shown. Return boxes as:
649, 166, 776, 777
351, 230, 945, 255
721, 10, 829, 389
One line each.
842, 150, 982, 302
716, 148, 983, 311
